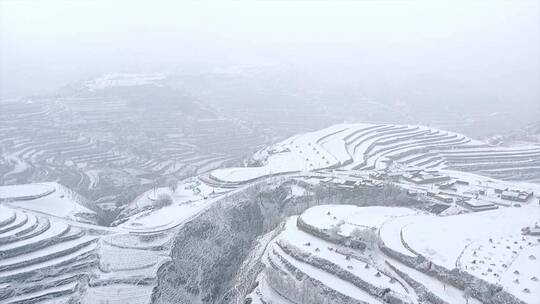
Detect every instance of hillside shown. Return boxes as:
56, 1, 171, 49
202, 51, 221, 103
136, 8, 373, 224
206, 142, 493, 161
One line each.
0, 73, 267, 213
211, 123, 540, 184
1, 122, 539, 304
249, 202, 539, 304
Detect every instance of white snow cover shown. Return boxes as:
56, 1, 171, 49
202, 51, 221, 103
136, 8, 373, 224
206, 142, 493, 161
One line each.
210, 166, 281, 183
0, 206, 15, 223
122, 198, 214, 231
255, 207, 485, 304
499, 245, 540, 303
2, 182, 96, 222
278, 217, 409, 296
290, 184, 307, 197
300, 205, 418, 236
0, 213, 37, 237
209, 123, 494, 183
379, 213, 435, 258
0, 221, 68, 250
83, 73, 165, 91
401, 205, 540, 270
0, 235, 96, 270
271, 244, 384, 303
120, 178, 231, 231
210, 124, 352, 183
2, 122, 540, 303
373, 201, 540, 303
0, 183, 55, 200
82, 283, 154, 304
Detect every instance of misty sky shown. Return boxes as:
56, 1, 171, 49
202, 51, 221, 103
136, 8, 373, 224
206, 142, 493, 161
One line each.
1, 0, 539, 108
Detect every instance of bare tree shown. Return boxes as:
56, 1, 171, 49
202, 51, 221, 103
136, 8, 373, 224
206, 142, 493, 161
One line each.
154, 193, 173, 208
351, 227, 379, 249
168, 178, 178, 193
328, 224, 342, 240
463, 287, 472, 304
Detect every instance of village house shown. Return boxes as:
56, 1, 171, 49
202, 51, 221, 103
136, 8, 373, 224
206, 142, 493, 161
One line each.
403, 171, 451, 184
501, 190, 533, 202
522, 224, 540, 236
459, 198, 499, 212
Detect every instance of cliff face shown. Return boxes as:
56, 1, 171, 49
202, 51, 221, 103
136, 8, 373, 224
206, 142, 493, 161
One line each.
152, 200, 263, 304
151, 182, 303, 304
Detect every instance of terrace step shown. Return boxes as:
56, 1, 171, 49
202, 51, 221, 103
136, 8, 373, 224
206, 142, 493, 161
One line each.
0, 236, 97, 273
0, 281, 78, 304
0, 243, 98, 283
0, 211, 16, 229
0, 273, 84, 301
0, 223, 72, 259
0, 213, 38, 243
0, 213, 28, 235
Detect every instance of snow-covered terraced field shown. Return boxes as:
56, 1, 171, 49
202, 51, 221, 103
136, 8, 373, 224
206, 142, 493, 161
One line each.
211, 123, 540, 184
0, 186, 173, 304
250, 201, 540, 304
83, 73, 166, 91
389, 205, 540, 303
250, 211, 418, 304
0, 183, 55, 201
299, 205, 418, 236
0, 94, 263, 202
399, 207, 539, 269
83, 283, 155, 304
116, 176, 236, 232
0, 183, 98, 224
0, 205, 99, 304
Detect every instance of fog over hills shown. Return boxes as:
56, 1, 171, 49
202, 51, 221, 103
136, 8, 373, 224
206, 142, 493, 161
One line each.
2, 1, 539, 133
1, 1, 539, 304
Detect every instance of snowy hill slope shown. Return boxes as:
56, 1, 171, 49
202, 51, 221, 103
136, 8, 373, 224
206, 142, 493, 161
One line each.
0, 183, 98, 224
0, 204, 100, 304
3, 122, 540, 304
82, 73, 166, 92
210, 123, 540, 184
250, 203, 540, 304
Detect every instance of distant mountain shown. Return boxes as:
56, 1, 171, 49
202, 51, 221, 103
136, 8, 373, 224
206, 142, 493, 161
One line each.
60, 72, 216, 117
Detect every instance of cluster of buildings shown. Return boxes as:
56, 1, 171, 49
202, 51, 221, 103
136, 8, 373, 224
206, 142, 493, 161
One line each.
367, 168, 538, 213
316, 175, 384, 190
301, 168, 537, 214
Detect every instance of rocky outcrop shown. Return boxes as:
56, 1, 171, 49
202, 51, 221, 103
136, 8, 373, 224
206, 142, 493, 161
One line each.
152, 198, 264, 304
220, 224, 286, 303
151, 182, 304, 304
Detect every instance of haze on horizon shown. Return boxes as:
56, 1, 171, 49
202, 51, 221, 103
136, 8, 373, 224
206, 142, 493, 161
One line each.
1, 0, 539, 128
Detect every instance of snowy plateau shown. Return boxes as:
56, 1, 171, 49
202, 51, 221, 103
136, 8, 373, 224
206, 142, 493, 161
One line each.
1, 122, 540, 304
